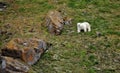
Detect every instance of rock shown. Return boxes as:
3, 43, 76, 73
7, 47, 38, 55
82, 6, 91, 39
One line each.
63, 16, 72, 25
43, 10, 72, 35
2, 38, 49, 65
44, 10, 64, 35
96, 31, 102, 37
0, 56, 29, 73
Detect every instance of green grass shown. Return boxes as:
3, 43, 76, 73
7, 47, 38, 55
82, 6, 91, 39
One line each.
0, 0, 120, 73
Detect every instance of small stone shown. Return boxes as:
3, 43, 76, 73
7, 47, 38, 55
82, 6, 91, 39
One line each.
96, 31, 102, 37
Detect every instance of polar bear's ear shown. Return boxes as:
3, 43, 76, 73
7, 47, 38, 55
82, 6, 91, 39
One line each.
77, 23, 81, 26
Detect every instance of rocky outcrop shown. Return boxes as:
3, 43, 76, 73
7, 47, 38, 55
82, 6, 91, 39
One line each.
0, 38, 50, 73
44, 10, 64, 35
43, 10, 72, 35
0, 56, 29, 73
1, 38, 49, 65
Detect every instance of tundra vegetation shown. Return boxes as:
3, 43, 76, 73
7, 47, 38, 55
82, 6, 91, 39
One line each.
0, 0, 120, 73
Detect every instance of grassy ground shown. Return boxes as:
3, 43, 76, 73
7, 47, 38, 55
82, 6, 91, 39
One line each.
0, 0, 120, 73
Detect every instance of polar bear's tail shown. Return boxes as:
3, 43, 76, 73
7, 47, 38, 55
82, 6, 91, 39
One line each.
77, 23, 81, 33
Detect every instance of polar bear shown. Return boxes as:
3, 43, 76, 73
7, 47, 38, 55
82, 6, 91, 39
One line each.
77, 22, 91, 33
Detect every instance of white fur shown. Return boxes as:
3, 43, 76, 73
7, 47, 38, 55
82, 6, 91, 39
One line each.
77, 22, 91, 33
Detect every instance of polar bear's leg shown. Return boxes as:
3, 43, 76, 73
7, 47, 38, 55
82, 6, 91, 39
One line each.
77, 23, 81, 33
84, 28, 87, 32
85, 22, 91, 32
88, 25, 91, 32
